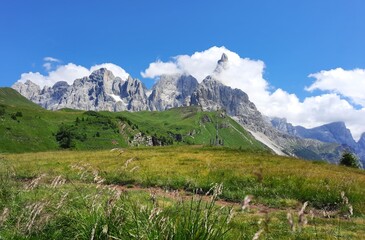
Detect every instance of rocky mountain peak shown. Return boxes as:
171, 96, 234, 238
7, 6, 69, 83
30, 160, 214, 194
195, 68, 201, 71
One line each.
148, 74, 199, 111
214, 53, 229, 74
218, 53, 228, 63
12, 80, 41, 99
126, 75, 134, 82
89, 68, 115, 83
270, 117, 297, 135
358, 133, 365, 146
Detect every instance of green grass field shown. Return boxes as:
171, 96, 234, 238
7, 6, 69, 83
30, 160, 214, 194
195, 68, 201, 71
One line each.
1, 146, 365, 239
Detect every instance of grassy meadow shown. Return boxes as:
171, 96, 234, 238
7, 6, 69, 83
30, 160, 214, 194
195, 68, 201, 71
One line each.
1, 146, 365, 239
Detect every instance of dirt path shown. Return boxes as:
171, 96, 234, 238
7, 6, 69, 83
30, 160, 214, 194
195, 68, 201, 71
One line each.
110, 184, 291, 216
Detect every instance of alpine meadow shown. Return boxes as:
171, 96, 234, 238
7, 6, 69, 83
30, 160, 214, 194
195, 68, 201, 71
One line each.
2, 1, 365, 239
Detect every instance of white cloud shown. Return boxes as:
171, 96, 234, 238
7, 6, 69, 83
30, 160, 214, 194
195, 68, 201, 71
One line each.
255, 84, 365, 141
43, 57, 60, 62
306, 68, 365, 107
141, 46, 365, 140
18, 63, 90, 87
141, 61, 182, 78
17, 60, 129, 89
42, 62, 52, 71
42, 57, 61, 71
141, 46, 268, 106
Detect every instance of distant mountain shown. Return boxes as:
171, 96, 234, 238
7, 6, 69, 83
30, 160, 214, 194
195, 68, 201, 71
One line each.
270, 118, 365, 165
12, 54, 347, 163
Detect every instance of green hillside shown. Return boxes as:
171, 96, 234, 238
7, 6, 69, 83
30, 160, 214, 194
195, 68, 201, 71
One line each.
0, 88, 267, 153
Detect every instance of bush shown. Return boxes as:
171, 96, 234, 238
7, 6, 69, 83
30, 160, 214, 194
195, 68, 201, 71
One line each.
339, 151, 361, 168
55, 125, 75, 149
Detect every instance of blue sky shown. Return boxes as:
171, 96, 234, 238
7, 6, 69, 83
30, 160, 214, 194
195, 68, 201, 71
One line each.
1, 0, 365, 138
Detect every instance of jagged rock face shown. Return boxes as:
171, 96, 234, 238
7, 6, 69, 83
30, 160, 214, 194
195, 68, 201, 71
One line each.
148, 74, 199, 111
191, 76, 256, 115
12, 80, 41, 100
358, 133, 365, 149
12, 68, 149, 112
295, 122, 357, 149
119, 76, 149, 111
356, 134, 365, 165
56, 68, 118, 111
270, 117, 297, 136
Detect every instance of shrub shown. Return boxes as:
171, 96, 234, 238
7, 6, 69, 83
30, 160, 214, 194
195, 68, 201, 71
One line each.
55, 125, 75, 149
339, 151, 361, 168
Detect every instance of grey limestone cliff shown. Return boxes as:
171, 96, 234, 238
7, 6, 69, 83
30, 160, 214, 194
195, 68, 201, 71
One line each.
148, 74, 199, 111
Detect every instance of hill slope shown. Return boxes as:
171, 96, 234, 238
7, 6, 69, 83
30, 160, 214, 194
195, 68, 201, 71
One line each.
0, 88, 267, 153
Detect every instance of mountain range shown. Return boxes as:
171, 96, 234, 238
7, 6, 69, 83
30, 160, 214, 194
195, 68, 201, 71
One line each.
12, 54, 364, 166
271, 118, 365, 165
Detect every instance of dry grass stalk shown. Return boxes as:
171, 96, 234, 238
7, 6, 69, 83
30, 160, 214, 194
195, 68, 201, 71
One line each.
287, 212, 295, 232
21, 201, 48, 233
90, 222, 97, 240
124, 157, 134, 168
227, 208, 235, 224
0, 207, 9, 226
148, 207, 162, 221
298, 201, 308, 227
341, 191, 354, 218
241, 195, 253, 211
51, 175, 66, 188
205, 183, 223, 200
252, 229, 264, 240
129, 166, 140, 172
92, 170, 105, 185
56, 192, 69, 210
25, 174, 46, 190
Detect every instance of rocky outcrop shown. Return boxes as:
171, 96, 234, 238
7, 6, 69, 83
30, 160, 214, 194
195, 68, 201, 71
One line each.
148, 74, 198, 111
12, 80, 41, 100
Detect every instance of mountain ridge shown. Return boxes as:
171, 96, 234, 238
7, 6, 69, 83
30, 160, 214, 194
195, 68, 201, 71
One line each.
11, 54, 357, 164
270, 117, 365, 165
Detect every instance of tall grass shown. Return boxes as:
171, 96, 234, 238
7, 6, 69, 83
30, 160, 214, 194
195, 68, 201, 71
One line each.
2, 147, 365, 239
0, 164, 233, 240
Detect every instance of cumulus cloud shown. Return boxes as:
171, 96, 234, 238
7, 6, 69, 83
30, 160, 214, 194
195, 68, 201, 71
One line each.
306, 68, 365, 107
18, 63, 90, 87
17, 60, 129, 88
141, 61, 182, 78
141, 46, 365, 140
141, 46, 268, 106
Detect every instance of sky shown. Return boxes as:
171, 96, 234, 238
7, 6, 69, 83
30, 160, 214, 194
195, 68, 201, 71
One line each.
1, 0, 365, 139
